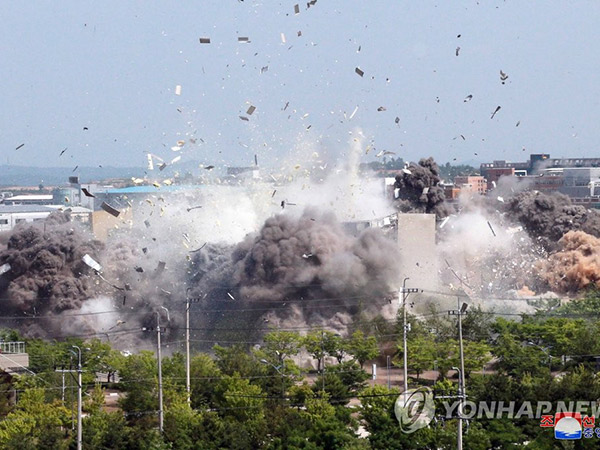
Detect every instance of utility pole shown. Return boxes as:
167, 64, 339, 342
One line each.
72, 346, 82, 450
400, 278, 419, 393
156, 307, 169, 434
449, 299, 468, 450
185, 292, 202, 405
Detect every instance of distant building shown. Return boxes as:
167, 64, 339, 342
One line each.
0, 205, 92, 233
2, 194, 53, 206
0, 341, 29, 375
0, 205, 55, 232
453, 176, 487, 195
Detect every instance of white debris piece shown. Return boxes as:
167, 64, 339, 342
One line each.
0, 263, 11, 275
82, 254, 102, 272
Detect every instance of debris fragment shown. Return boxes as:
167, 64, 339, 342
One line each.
199, 37, 211, 44
355, 67, 364, 77
101, 202, 121, 217
189, 243, 207, 253
490, 106, 501, 119
187, 205, 202, 212
227, 292, 235, 300
175, 85, 182, 96
144, 220, 151, 228
204, 165, 214, 170
238, 37, 250, 43
377, 106, 387, 112
247, 105, 256, 115
487, 221, 497, 237
134, 266, 144, 273
239, 116, 249, 121
349, 106, 358, 119
0, 263, 11, 275
294, 4, 300, 14
147, 154, 154, 171
500, 70, 508, 83
159, 163, 167, 171
82, 254, 102, 272
171, 156, 181, 164
395, 117, 400, 124
497, 196, 504, 203
81, 188, 95, 198
464, 94, 473, 102
280, 33, 286, 43
455, 46, 460, 56
15, 144, 24, 150
155, 261, 166, 274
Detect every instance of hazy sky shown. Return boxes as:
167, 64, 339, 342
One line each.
1, 1, 600, 170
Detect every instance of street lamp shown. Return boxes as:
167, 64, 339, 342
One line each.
260, 359, 285, 401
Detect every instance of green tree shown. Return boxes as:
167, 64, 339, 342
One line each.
347, 330, 379, 368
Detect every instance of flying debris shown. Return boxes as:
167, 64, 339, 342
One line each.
147, 154, 154, 171
355, 67, 364, 77
490, 106, 501, 119
59, 148, 67, 156
82, 254, 103, 273
247, 105, 256, 115
0, 263, 11, 276
100, 202, 121, 218
15, 144, 24, 150
377, 106, 387, 112
516, 120, 521, 127
134, 267, 144, 273
238, 37, 250, 43
455, 46, 460, 56
395, 117, 400, 124
227, 292, 235, 300
199, 37, 211, 44
280, 33, 286, 43
294, 4, 300, 14
500, 70, 509, 83
187, 205, 202, 212
349, 106, 359, 120
175, 85, 182, 96
464, 95, 473, 102
239, 116, 249, 121
81, 188, 95, 198
487, 221, 497, 237
204, 165, 215, 170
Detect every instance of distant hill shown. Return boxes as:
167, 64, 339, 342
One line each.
0, 165, 146, 187
0, 162, 209, 187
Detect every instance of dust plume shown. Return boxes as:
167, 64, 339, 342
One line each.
504, 191, 600, 251
393, 157, 451, 218
537, 231, 600, 293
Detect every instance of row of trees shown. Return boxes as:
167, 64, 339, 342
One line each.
0, 292, 599, 448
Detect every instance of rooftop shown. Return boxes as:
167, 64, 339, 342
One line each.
0, 205, 55, 214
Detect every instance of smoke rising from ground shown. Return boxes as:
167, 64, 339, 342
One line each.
504, 191, 600, 251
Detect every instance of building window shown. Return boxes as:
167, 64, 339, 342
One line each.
0, 219, 7, 225
15, 219, 26, 223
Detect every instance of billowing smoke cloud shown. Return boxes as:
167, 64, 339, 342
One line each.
0, 212, 102, 314
537, 231, 600, 293
504, 191, 600, 251
394, 157, 451, 218
189, 208, 400, 335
